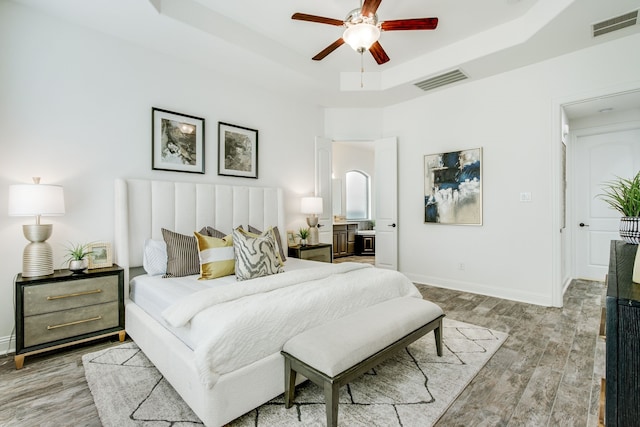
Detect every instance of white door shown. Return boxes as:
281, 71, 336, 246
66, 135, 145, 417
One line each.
574, 127, 640, 279
315, 137, 333, 245
374, 137, 398, 270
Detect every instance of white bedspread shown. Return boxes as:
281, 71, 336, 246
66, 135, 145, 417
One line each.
161, 262, 422, 388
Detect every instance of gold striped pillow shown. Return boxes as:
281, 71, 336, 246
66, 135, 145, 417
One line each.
194, 232, 235, 280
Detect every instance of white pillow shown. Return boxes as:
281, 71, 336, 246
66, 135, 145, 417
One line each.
143, 239, 167, 276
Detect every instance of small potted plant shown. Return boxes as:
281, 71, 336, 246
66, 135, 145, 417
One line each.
597, 170, 640, 244
297, 227, 310, 247
63, 242, 93, 274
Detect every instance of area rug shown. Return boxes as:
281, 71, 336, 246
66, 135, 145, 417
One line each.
83, 318, 507, 426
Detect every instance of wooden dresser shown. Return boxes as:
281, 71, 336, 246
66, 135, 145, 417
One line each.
605, 240, 640, 426
14, 265, 125, 369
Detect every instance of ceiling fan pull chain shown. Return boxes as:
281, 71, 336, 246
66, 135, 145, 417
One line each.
360, 51, 364, 88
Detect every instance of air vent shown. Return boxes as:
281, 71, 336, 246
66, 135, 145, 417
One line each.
593, 10, 638, 37
414, 69, 468, 92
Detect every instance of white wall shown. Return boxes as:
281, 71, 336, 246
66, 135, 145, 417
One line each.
326, 33, 640, 306
0, 2, 322, 352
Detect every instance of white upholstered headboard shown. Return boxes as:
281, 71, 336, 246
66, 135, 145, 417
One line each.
114, 178, 285, 282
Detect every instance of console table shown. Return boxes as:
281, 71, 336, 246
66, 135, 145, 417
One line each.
605, 240, 640, 426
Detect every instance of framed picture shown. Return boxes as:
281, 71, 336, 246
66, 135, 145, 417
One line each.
88, 242, 113, 269
218, 122, 258, 178
152, 107, 205, 174
287, 230, 296, 247
424, 147, 482, 225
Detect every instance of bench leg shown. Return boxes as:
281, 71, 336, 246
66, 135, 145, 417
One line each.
324, 381, 340, 427
284, 358, 297, 408
434, 319, 443, 357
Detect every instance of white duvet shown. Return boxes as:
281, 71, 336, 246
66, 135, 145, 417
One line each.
161, 262, 422, 388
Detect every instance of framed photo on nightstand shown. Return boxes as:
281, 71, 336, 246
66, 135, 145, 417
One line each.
88, 242, 112, 269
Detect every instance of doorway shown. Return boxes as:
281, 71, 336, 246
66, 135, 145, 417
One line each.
332, 140, 376, 266
563, 89, 640, 282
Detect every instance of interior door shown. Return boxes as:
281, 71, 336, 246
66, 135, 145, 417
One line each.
574, 127, 640, 279
315, 137, 333, 245
374, 137, 398, 270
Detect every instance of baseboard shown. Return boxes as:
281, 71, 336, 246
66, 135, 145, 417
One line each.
404, 272, 553, 307
0, 334, 15, 356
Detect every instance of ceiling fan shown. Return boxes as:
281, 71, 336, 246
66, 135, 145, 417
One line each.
292, 0, 438, 65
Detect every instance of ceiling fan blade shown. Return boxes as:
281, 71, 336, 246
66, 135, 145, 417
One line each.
312, 38, 345, 61
361, 0, 382, 17
369, 41, 390, 65
381, 18, 439, 31
291, 13, 344, 26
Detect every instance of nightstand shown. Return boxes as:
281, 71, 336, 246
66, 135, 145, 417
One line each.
288, 243, 333, 263
14, 265, 125, 369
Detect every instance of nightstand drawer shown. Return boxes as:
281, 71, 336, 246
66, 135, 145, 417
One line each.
23, 275, 118, 316
24, 301, 120, 347
300, 247, 332, 263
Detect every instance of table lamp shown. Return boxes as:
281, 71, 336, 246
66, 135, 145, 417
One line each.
301, 196, 323, 246
8, 177, 65, 277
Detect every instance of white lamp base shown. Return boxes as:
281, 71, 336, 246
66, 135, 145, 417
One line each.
308, 226, 319, 246
22, 224, 54, 277
306, 215, 319, 245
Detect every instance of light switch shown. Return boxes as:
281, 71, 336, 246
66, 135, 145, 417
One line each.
520, 192, 532, 202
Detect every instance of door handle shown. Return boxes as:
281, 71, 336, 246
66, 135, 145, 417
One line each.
579, 223, 589, 227
388, 223, 397, 228
317, 223, 324, 228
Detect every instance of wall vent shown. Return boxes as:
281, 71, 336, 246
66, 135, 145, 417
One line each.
593, 10, 638, 37
414, 69, 468, 92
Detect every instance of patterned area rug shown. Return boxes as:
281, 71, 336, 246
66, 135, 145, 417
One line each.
83, 318, 506, 426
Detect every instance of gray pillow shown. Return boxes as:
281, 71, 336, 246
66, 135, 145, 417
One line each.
248, 225, 287, 262
233, 227, 283, 281
161, 227, 209, 278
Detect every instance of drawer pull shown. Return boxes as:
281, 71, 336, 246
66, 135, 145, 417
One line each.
47, 316, 102, 330
47, 289, 102, 300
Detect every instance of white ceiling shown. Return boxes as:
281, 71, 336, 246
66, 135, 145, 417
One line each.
12, 0, 640, 108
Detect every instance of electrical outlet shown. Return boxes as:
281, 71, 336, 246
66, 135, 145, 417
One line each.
458, 263, 465, 271
519, 192, 532, 202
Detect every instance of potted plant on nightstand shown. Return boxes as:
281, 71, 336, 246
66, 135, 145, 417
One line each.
297, 227, 310, 247
63, 242, 93, 274
597, 170, 640, 244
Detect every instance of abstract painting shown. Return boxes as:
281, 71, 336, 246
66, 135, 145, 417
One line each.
152, 108, 205, 174
424, 148, 482, 225
218, 122, 258, 178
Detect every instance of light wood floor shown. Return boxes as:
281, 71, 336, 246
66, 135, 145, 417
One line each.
0, 278, 604, 427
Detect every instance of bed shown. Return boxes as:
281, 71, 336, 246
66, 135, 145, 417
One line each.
114, 178, 422, 426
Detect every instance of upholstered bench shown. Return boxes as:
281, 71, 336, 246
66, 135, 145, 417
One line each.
281, 297, 445, 427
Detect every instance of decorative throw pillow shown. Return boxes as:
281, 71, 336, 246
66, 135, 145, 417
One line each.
203, 226, 226, 239
233, 227, 283, 281
142, 239, 167, 276
248, 225, 287, 263
194, 231, 235, 280
161, 227, 209, 278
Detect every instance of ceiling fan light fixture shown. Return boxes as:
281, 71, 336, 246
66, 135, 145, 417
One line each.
343, 23, 380, 52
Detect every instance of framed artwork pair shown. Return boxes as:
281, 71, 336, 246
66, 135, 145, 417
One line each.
151, 107, 258, 178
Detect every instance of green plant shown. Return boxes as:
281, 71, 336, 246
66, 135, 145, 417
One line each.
62, 242, 93, 263
597, 171, 640, 217
297, 227, 309, 240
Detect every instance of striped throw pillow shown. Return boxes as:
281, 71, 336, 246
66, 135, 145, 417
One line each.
194, 231, 235, 280
233, 227, 283, 281
161, 228, 207, 278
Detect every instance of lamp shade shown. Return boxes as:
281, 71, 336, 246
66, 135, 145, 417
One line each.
8, 184, 65, 217
343, 23, 380, 51
301, 197, 323, 215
